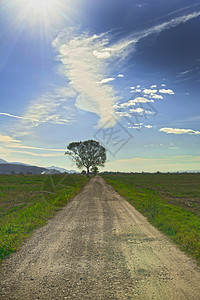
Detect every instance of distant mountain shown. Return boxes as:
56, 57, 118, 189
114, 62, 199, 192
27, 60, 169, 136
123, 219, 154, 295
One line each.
47, 166, 79, 174
0, 158, 30, 166
0, 158, 79, 175
0, 158, 7, 164
0, 164, 47, 175
10, 162, 30, 166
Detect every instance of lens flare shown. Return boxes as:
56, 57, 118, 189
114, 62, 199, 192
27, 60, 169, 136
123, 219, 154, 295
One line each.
26, 0, 57, 11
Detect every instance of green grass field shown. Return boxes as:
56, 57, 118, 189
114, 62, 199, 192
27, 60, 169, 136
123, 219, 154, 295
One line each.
102, 173, 200, 263
0, 174, 88, 263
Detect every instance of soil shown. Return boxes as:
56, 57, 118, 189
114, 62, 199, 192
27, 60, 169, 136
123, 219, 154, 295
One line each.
1, 176, 200, 299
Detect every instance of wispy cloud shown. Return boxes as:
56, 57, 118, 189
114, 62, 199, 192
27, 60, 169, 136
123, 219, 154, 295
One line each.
160, 128, 200, 135
51, 10, 200, 128
176, 68, 196, 77
22, 87, 76, 126
37, 9, 199, 131
53, 32, 118, 128
6, 144, 66, 152
0, 132, 66, 160
0, 112, 37, 122
7, 150, 63, 157
11, 87, 77, 136
108, 11, 200, 56
0, 133, 21, 143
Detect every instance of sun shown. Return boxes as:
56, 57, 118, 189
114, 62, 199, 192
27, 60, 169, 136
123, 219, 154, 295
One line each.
17, 0, 63, 28
26, 0, 57, 11
13, 0, 70, 32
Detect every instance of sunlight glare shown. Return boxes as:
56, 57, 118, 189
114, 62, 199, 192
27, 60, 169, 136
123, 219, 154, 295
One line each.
27, 0, 57, 11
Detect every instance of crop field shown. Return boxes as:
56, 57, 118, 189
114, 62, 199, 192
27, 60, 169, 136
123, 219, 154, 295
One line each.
0, 174, 88, 263
102, 173, 200, 263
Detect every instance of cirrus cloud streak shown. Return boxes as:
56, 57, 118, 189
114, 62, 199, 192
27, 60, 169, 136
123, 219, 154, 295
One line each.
160, 128, 200, 135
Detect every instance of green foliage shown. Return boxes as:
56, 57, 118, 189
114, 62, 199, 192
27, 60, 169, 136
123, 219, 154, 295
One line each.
65, 139, 106, 176
91, 166, 98, 175
102, 173, 200, 263
0, 174, 88, 262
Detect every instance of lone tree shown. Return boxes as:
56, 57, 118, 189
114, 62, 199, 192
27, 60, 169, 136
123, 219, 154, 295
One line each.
65, 140, 106, 177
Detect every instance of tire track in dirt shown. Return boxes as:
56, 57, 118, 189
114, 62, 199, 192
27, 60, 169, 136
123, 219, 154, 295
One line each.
0, 176, 200, 299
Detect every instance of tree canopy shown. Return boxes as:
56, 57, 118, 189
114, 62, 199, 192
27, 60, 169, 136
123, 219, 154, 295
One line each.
65, 139, 106, 176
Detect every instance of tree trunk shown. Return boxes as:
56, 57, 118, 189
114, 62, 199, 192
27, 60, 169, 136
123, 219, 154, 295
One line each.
86, 167, 90, 178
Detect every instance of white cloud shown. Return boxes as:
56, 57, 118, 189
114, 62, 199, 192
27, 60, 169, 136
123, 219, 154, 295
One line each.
143, 89, 157, 94
130, 86, 135, 89
117, 74, 124, 77
150, 94, 163, 99
49, 11, 200, 129
115, 112, 131, 117
131, 97, 153, 103
135, 123, 143, 126
137, 85, 140, 88
161, 84, 166, 86
128, 126, 141, 129
99, 77, 115, 84
159, 128, 200, 135
159, 88, 174, 95
135, 89, 141, 92
115, 97, 153, 109
113, 103, 121, 109
130, 107, 147, 114
93, 50, 111, 58
144, 125, 153, 128
150, 84, 157, 88
53, 31, 117, 128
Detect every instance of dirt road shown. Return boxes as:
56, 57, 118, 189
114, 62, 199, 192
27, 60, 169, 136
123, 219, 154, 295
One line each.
1, 176, 200, 299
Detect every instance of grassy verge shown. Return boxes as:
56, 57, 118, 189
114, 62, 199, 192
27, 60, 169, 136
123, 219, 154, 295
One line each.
0, 174, 88, 263
102, 173, 200, 263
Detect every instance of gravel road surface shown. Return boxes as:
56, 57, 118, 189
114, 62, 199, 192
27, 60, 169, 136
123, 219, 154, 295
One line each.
1, 176, 200, 299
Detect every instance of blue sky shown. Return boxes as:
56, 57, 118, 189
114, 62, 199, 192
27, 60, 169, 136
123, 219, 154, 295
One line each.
0, 0, 200, 172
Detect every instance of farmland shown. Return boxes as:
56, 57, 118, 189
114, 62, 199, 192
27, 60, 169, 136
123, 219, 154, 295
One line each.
0, 174, 88, 263
102, 173, 200, 262
1, 171, 200, 267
